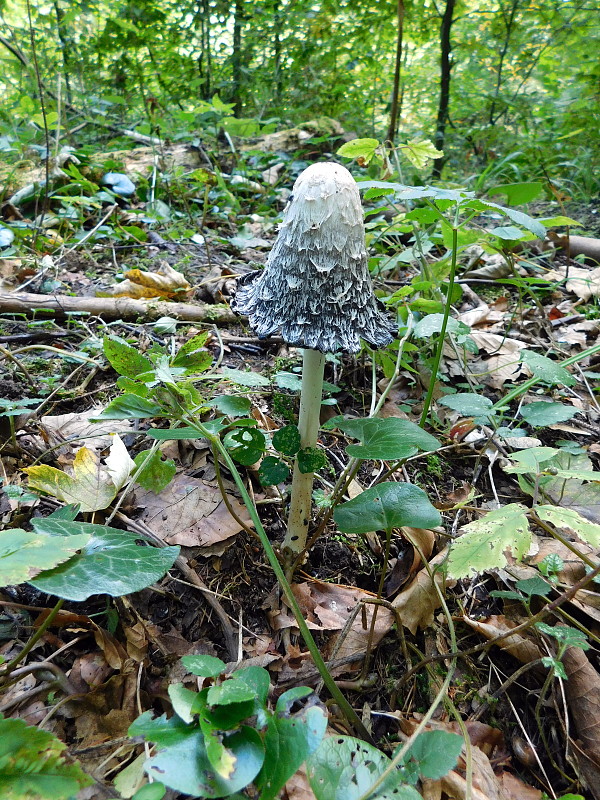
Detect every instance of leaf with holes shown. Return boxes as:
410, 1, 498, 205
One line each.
448, 504, 531, 579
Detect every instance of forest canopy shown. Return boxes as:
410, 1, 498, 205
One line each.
0, 0, 598, 194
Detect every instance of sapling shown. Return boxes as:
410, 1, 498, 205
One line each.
233, 162, 395, 561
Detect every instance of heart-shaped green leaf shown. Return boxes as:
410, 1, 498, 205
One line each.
334, 482, 441, 533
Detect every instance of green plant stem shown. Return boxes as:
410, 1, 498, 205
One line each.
0, 344, 36, 386
283, 348, 326, 559
419, 223, 458, 428
178, 410, 372, 743
488, 340, 600, 414
360, 528, 392, 679
0, 598, 64, 681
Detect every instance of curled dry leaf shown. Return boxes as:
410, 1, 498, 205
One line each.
136, 473, 252, 547
544, 264, 600, 301
562, 643, 600, 800
98, 260, 192, 300
392, 550, 455, 635
462, 615, 543, 665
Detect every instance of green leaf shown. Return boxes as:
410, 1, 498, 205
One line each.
520, 350, 575, 387
363, 186, 395, 200
536, 622, 590, 650
438, 394, 494, 418
222, 367, 270, 387
519, 402, 577, 427
116, 376, 150, 397
539, 216, 582, 228
182, 654, 226, 678
337, 417, 440, 460
515, 576, 552, 597
489, 225, 527, 240
448, 504, 531, 579
413, 314, 470, 339
169, 683, 199, 724
337, 138, 380, 163
94, 394, 163, 420
334, 482, 441, 534
258, 456, 290, 486
273, 371, 302, 391
209, 395, 252, 417
402, 730, 463, 779
256, 704, 327, 800
297, 447, 327, 474
223, 427, 266, 465
0, 713, 93, 799
272, 424, 301, 456
129, 711, 192, 748
207, 677, 257, 706
131, 783, 166, 800
469, 200, 546, 239
536, 506, 600, 548
144, 727, 264, 797
28, 519, 179, 600
488, 182, 544, 206
0, 528, 90, 587
402, 138, 443, 169
172, 333, 212, 373
134, 450, 176, 493
103, 335, 153, 379
503, 447, 559, 475
307, 735, 419, 800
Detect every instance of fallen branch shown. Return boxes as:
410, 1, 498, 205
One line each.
0, 292, 238, 324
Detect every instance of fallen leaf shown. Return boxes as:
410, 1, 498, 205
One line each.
136, 473, 252, 546
393, 550, 455, 634
98, 260, 192, 300
544, 265, 600, 301
38, 411, 134, 452
462, 615, 542, 665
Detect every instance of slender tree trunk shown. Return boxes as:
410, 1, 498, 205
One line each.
432, 0, 456, 179
52, 0, 73, 106
195, 0, 211, 100
231, 0, 244, 115
489, 0, 519, 125
386, 0, 405, 145
273, 0, 282, 102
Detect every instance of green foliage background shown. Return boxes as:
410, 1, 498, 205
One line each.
0, 0, 598, 193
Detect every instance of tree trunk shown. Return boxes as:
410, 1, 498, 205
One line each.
231, 0, 244, 115
386, 0, 405, 145
52, 0, 73, 106
489, 0, 520, 125
432, 0, 456, 179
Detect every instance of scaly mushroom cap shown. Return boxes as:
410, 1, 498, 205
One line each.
232, 162, 396, 353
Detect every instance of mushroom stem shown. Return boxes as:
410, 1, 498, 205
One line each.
283, 347, 326, 560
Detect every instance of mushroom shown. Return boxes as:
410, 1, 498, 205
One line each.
232, 161, 396, 560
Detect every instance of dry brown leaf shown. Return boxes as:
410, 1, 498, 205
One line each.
136, 473, 252, 547
497, 772, 542, 800
98, 260, 192, 300
544, 265, 600, 301
468, 332, 530, 389
284, 765, 316, 800
562, 643, 600, 799
441, 745, 512, 800
462, 615, 542, 665
393, 550, 454, 634
38, 411, 134, 453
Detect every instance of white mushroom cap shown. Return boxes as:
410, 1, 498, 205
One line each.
232, 162, 396, 353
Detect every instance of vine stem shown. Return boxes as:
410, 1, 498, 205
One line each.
419, 222, 458, 428
178, 408, 373, 743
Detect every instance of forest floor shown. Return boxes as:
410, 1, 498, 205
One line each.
1, 136, 599, 800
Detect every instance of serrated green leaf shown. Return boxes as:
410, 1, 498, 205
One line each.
448, 504, 531, 578
28, 519, 179, 600
0, 713, 93, 799
258, 456, 290, 486
134, 450, 176, 493
536, 505, 600, 548
103, 336, 153, 379
520, 350, 575, 386
337, 138, 380, 163
402, 138, 443, 169
272, 424, 301, 456
519, 401, 577, 427
334, 482, 441, 534
338, 417, 440, 460
0, 528, 90, 587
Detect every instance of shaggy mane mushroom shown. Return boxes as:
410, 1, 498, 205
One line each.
232, 161, 396, 561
